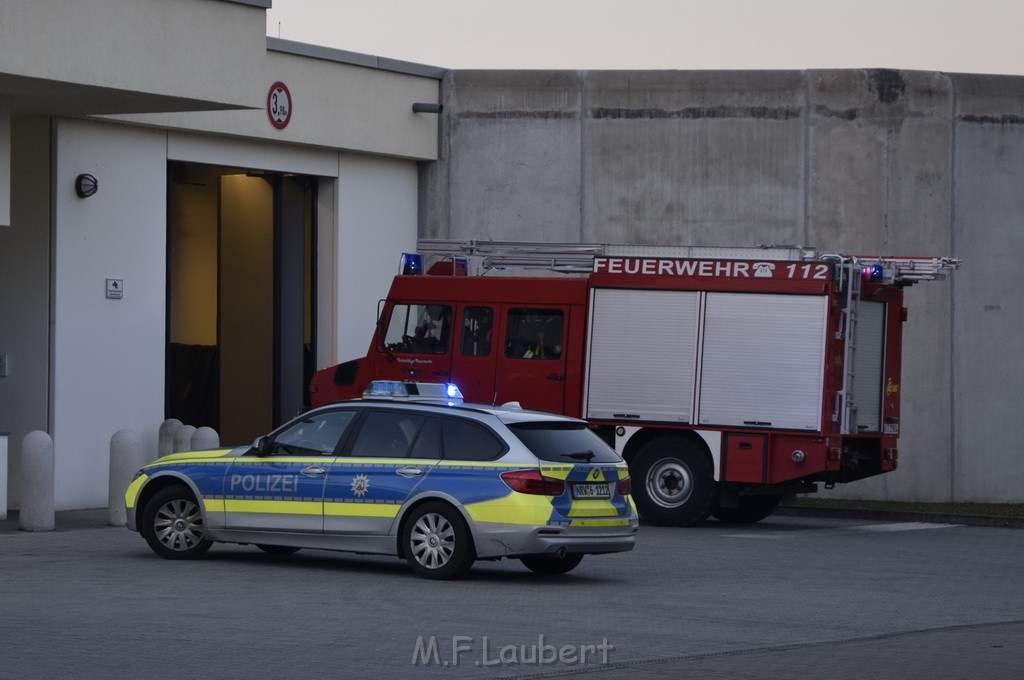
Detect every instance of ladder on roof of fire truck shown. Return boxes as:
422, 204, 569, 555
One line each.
417, 238, 960, 284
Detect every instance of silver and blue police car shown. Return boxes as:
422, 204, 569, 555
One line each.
125, 382, 637, 579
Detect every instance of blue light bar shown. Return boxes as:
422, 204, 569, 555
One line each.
401, 253, 423, 275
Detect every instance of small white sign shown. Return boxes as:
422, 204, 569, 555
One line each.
106, 278, 123, 299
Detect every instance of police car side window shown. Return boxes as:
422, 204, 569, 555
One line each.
410, 417, 441, 459
269, 411, 356, 456
349, 411, 431, 458
440, 417, 507, 461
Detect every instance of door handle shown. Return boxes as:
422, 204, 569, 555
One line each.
433, 370, 450, 377
396, 467, 424, 478
300, 465, 328, 477
547, 374, 565, 382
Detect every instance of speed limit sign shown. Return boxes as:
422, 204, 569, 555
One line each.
267, 82, 292, 129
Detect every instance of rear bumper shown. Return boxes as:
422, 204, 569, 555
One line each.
471, 520, 639, 559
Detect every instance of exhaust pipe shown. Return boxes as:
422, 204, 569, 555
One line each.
554, 547, 567, 558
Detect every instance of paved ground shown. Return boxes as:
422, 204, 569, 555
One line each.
2, 509, 1022, 679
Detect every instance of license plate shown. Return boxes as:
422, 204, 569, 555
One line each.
572, 483, 610, 499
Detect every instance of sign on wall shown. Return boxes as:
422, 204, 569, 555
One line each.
267, 82, 292, 130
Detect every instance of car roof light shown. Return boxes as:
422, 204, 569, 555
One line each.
362, 380, 464, 404
363, 381, 410, 399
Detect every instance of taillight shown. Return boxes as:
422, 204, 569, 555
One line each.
617, 476, 632, 496
500, 470, 565, 496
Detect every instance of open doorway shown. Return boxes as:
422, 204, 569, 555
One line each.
167, 162, 316, 445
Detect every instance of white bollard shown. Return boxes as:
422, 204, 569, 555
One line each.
191, 427, 220, 451
158, 418, 183, 458
20, 430, 54, 531
108, 429, 145, 526
172, 425, 196, 454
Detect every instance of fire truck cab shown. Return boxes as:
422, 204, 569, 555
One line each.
310, 241, 958, 526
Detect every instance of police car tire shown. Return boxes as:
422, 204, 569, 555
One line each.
141, 485, 213, 559
402, 501, 475, 580
710, 494, 783, 523
631, 437, 715, 527
520, 554, 584, 575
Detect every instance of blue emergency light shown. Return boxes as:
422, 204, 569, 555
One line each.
401, 253, 423, 275
863, 262, 886, 282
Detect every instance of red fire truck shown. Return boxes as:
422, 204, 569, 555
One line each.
310, 240, 958, 525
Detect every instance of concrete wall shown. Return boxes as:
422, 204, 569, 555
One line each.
424, 68, 1021, 503
949, 75, 1024, 502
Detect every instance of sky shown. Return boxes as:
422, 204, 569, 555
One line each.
266, 0, 1024, 75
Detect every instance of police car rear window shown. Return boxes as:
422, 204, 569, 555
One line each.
507, 422, 621, 463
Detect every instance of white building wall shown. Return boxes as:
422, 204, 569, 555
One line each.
334, 155, 420, 364
52, 119, 168, 510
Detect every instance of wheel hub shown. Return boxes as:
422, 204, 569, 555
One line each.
647, 459, 694, 508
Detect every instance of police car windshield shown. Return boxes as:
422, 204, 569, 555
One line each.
507, 422, 620, 463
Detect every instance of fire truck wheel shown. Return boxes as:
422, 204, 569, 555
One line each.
710, 494, 783, 523
631, 437, 715, 526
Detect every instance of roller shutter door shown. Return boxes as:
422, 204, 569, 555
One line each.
585, 289, 699, 422
698, 293, 827, 431
850, 300, 885, 432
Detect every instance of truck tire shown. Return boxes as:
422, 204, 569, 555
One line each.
631, 437, 715, 526
711, 494, 783, 523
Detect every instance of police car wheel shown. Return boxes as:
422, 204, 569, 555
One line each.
141, 485, 212, 559
520, 554, 584, 575
631, 437, 715, 527
256, 544, 302, 555
402, 502, 475, 580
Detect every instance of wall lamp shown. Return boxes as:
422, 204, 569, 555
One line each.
412, 102, 442, 114
75, 174, 98, 198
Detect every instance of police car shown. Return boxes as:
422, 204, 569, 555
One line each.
125, 382, 638, 579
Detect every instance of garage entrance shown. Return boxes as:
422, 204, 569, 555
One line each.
167, 162, 316, 445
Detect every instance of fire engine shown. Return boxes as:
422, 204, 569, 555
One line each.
310, 240, 959, 526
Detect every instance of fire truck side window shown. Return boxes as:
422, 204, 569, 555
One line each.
505, 309, 563, 360
460, 307, 493, 357
383, 303, 451, 354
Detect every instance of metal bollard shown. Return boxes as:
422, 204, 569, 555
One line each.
191, 427, 220, 451
172, 425, 196, 454
158, 418, 183, 458
20, 430, 54, 531
108, 429, 145, 526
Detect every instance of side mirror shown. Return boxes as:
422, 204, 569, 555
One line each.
252, 436, 272, 456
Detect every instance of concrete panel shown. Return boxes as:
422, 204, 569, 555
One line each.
434, 71, 584, 241
583, 71, 806, 246
809, 70, 956, 502
948, 74, 1024, 502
